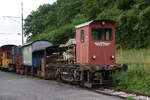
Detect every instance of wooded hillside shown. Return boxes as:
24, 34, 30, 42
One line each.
24, 0, 150, 49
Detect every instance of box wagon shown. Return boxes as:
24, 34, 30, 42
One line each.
0, 45, 17, 70
0, 48, 2, 66
22, 40, 53, 76
11, 46, 22, 72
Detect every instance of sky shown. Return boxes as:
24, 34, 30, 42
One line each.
0, 0, 56, 46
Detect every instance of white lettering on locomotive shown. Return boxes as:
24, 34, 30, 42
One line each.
94, 42, 111, 46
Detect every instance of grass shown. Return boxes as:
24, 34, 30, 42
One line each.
126, 97, 134, 100
116, 49, 150, 65
114, 49, 150, 94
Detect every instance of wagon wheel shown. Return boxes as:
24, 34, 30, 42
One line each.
55, 67, 61, 80
79, 81, 84, 87
79, 71, 85, 87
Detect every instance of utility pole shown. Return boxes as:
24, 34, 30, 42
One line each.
21, 2, 24, 45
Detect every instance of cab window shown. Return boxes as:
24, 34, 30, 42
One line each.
80, 30, 84, 43
92, 28, 113, 40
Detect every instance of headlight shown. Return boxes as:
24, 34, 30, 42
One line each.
102, 21, 105, 25
92, 55, 96, 60
111, 55, 115, 60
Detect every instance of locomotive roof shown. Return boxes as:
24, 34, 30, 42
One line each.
75, 20, 116, 29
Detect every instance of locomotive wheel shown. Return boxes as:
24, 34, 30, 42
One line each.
79, 71, 85, 87
79, 81, 85, 87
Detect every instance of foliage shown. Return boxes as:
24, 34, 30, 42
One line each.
114, 49, 150, 94
24, 0, 150, 48
81, 0, 100, 19
28, 24, 75, 45
71, 14, 89, 25
96, 7, 122, 21
116, 0, 135, 10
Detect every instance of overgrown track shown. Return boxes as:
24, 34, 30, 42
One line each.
101, 86, 150, 99
119, 89, 150, 98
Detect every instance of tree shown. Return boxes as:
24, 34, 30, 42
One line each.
24, 4, 53, 38
24, 0, 150, 49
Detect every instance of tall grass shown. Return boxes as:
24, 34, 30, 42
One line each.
114, 49, 150, 94
116, 49, 150, 65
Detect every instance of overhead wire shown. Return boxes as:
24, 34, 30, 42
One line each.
0, 33, 21, 35
0, 16, 21, 25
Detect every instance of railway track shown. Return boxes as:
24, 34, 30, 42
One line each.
58, 80, 150, 100
94, 87, 150, 100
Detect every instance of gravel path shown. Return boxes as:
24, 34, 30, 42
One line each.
0, 71, 122, 100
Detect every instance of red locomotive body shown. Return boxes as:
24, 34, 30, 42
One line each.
76, 20, 116, 65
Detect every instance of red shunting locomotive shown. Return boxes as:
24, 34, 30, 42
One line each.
45, 20, 127, 87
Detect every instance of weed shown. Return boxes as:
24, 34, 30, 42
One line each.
126, 97, 134, 100
19, 75, 40, 80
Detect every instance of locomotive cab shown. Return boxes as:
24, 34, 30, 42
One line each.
76, 20, 116, 66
